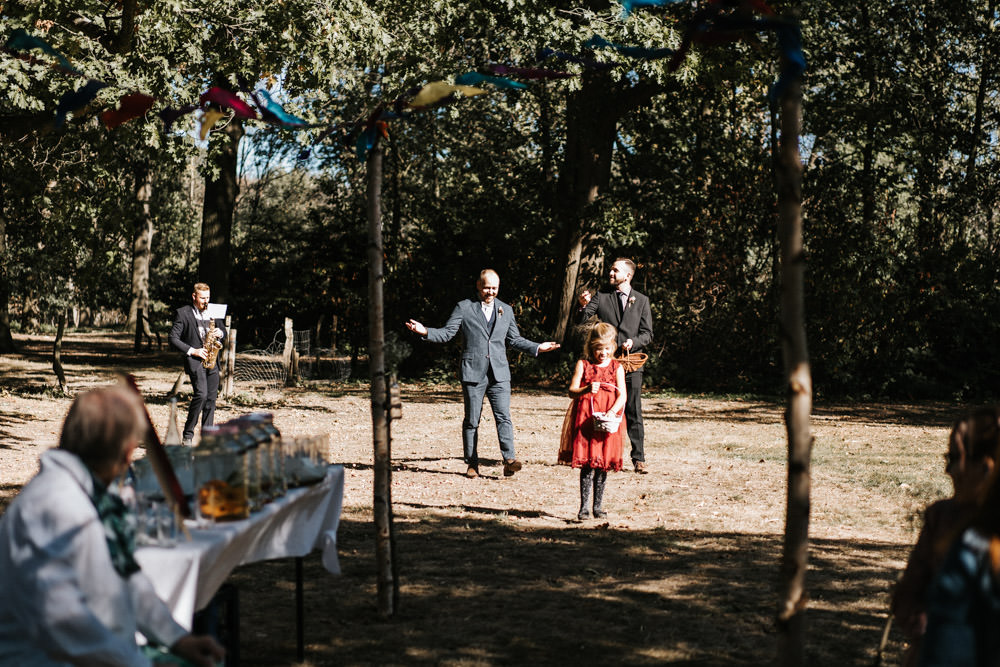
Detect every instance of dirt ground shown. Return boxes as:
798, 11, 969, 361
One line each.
0, 332, 961, 665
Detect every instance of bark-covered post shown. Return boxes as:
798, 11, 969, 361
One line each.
775, 18, 813, 667
52, 310, 68, 394
367, 137, 397, 616
223, 326, 236, 398
282, 317, 294, 387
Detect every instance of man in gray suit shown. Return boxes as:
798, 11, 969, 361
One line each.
406, 269, 560, 478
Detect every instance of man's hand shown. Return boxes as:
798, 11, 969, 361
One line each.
405, 319, 428, 336
577, 290, 592, 308
171, 634, 225, 667
191, 347, 209, 360
622, 339, 634, 352
538, 342, 561, 353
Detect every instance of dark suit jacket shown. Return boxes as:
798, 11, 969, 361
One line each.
168, 306, 227, 372
424, 298, 539, 383
577, 288, 653, 355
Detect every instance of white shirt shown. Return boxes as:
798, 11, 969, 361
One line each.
480, 302, 494, 321
0, 449, 187, 666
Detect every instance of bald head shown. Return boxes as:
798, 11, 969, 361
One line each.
477, 269, 500, 305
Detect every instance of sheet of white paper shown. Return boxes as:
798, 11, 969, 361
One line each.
206, 303, 227, 319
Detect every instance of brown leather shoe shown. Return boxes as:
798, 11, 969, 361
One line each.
465, 465, 479, 479
633, 460, 648, 474
503, 459, 522, 477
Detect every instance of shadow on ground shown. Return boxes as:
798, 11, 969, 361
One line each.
232, 512, 906, 666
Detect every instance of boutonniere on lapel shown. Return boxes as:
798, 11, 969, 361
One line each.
498, 306, 504, 318
627, 296, 635, 309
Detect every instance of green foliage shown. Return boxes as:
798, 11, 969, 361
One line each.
5, 0, 1000, 399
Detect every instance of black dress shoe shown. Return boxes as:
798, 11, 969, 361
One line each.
577, 509, 591, 520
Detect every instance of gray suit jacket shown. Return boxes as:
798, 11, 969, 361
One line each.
424, 298, 540, 383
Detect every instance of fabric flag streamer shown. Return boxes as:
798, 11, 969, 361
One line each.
254, 89, 309, 127
355, 121, 389, 161
199, 86, 258, 120
538, 48, 612, 70
159, 104, 197, 131
5, 28, 77, 73
585, 35, 674, 60
619, 0, 686, 18
488, 64, 574, 80
101, 93, 156, 129
199, 108, 225, 140
768, 20, 805, 101
406, 81, 487, 109
54, 80, 107, 127
455, 72, 528, 90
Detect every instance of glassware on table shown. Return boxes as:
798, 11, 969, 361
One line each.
249, 412, 285, 499
230, 417, 263, 512
193, 424, 249, 523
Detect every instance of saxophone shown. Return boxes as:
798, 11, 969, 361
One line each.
203, 319, 223, 369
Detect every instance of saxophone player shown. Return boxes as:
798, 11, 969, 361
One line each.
169, 282, 227, 446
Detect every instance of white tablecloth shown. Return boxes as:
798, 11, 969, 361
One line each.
135, 465, 344, 630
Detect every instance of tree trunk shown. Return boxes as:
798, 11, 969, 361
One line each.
52, 311, 68, 394
550, 73, 621, 343
549, 76, 668, 343
859, 4, 877, 230
774, 42, 813, 667
0, 187, 16, 353
126, 163, 154, 336
367, 140, 398, 617
200, 118, 244, 304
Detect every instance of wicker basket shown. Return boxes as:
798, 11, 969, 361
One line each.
615, 351, 648, 373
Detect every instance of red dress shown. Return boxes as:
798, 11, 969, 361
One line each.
558, 359, 624, 471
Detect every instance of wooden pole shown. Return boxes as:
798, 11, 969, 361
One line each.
283, 317, 294, 387
223, 326, 236, 398
367, 137, 398, 616
134, 307, 144, 352
52, 311, 68, 394
774, 17, 813, 667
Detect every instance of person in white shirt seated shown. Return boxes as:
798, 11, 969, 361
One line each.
0, 386, 225, 666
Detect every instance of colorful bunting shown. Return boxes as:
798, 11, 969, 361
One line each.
159, 104, 198, 132
6, 0, 805, 156
5, 28, 77, 72
538, 48, 613, 70
769, 20, 805, 101
199, 108, 225, 141
54, 80, 107, 127
619, 0, 685, 19
407, 81, 487, 109
101, 93, 156, 129
199, 87, 258, 120
455, 72, 528, 90
585, 35, 675, 60
254, 89, 309, 127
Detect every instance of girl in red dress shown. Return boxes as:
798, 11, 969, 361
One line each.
558, 322, 627, 520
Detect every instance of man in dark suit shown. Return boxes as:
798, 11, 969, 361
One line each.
168, 282, 226, 446
406, 269, 560, 478
577, 258, 653, 473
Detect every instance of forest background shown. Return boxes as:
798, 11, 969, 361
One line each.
2, 0, 999, 400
